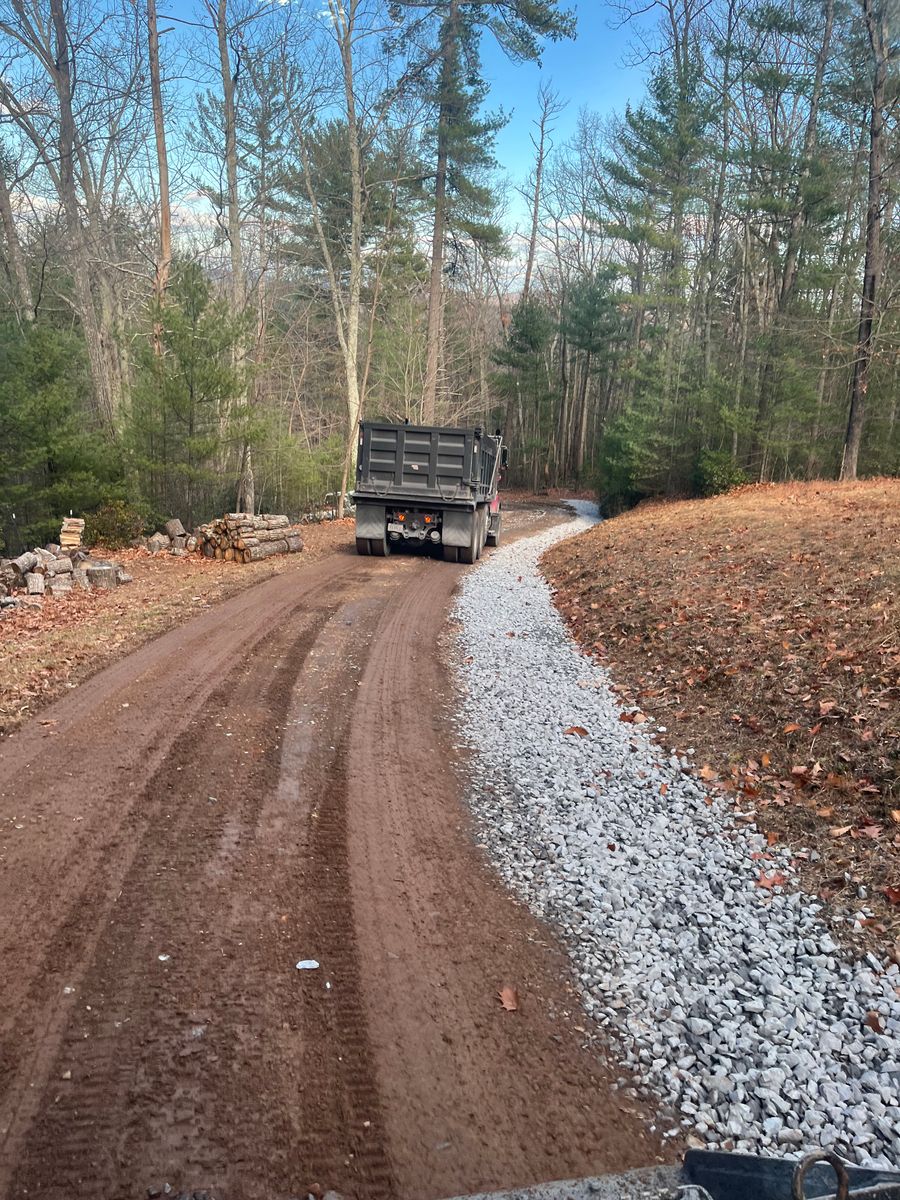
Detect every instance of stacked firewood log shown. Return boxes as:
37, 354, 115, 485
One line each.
193, 514, 304, 564
0, 543, 132, 611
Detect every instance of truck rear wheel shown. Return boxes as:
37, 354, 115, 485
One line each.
356, 537, 370, 556
475, 507, 488, 559
486, 511, 502, 547
442, 545, 459, 563
370, 532, 391, 557
459, 517, 478, 564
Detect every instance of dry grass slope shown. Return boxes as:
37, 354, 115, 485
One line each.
543, 480, 900, 949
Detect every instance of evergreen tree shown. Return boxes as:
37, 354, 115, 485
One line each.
0, 323, 118, 553
128, 263, 253, 526
492, 297, 557, 487
390, 0, 575, 419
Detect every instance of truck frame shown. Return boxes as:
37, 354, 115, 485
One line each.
351, 421, 507, 562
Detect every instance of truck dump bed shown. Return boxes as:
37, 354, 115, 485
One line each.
354, 422, 500, 507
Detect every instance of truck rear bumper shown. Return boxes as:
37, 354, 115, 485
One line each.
355, 501, 477, 548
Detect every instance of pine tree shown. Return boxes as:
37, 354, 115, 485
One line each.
390, 0, 575, 420
128, 263, 252, 526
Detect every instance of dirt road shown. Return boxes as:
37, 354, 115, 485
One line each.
0, 507, 663, 1200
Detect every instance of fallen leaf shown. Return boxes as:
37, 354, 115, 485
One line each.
766, 831, 779, 846
860, 825, 883, 840
815, 807, 834, 818
498, 986, 519, 1012
563, 725, 589, 737
761, 752, 771, 768
883, 885, 900, 905
698, 764, 717, 781
783, 722, 801, 734
756, 870, 787, 890
830, 825, 853, 837
819, 700, 837, 715
891, 810, 900, 824
660, 783, 668, 796
865, 1010, 885, 1034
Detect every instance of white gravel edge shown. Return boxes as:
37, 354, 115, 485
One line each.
451, 501, 900, 1169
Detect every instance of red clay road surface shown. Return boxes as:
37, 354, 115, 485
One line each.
0, 505, 664, 1200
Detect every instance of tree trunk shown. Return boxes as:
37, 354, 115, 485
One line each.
523, 85, 561, 303
422, 0, 458, 423
49, 0, 118, 429
842, 0, 888, 481
0, 153, 33, 324
147, 0, 172, 342
809, 113, 867, 475
778, 0, 835, 311
206, 0, 253, 507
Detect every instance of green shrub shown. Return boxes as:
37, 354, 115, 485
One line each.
694, 449, 749, 497
84, 500, 148, 548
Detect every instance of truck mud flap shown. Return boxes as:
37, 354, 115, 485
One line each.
355, 503, 386, 539
441, 508, 475, 548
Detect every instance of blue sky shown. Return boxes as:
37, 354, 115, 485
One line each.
161, 0, 651, 226
480, 1, 651, 207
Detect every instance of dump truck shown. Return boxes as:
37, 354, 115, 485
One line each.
351, 421, 507, 561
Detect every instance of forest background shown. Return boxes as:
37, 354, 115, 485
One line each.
1, 0, 898, 553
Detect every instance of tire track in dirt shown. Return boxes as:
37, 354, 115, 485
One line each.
0, 552, 363, 1019
0, 555, 375, 1199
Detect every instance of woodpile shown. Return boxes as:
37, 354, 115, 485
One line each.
136, 517, 198, 557
60, 516, 85, 550
0, 542, 133, 613
193, 513, 304, 564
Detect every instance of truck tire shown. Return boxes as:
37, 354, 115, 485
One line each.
459, 514, 478, 564
369, 532, 391, 557
442, 545, 460, 563
475, 507, 488, 559
355, 537, 370, 556
473, 510, 482, 559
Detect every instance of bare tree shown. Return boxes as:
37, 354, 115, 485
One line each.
148, 0, 172, 333
841, 0, 896, 480
0, 0, 147, 428
421, 0, 459, 422
0, 144, 34, 323
522, 82, 564, 302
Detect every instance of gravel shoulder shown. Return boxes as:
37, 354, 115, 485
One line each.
452, 502, 900, 1171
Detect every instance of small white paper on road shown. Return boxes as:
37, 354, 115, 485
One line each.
296, 959, 319, 970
